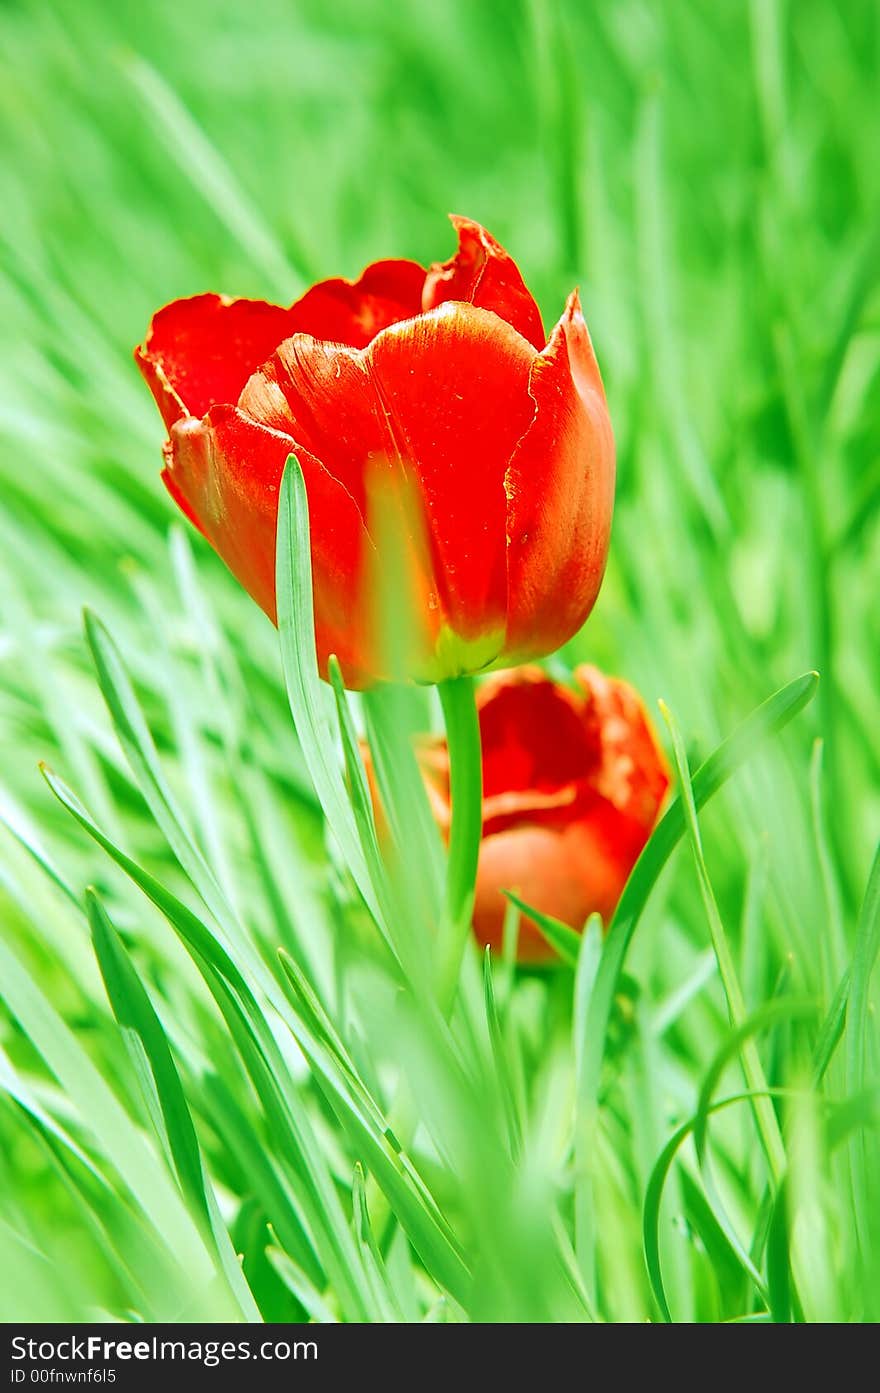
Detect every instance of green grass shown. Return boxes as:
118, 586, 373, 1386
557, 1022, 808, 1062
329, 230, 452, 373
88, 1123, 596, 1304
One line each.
1, 0, 879, 1322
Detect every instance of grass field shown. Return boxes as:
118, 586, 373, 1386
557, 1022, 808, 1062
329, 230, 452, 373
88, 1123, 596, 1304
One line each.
1, 0, 878, 1323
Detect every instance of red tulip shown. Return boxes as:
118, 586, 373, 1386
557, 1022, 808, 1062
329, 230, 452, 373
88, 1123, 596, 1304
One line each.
136, 217, 615, 687
415, 666, 669, 962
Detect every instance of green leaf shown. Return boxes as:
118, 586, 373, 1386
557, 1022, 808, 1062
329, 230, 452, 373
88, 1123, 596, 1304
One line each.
277, 946, 391, 1137
0, 932, 220, 1304
572, 913, 604, 1291
845, 842, 880, 1258
812, 969, 850, 1084
351, 1162, 403, 1321
643, 1091, 784, 1321
275, 996, 473, 1307
360, 682, 443, 997
88, 891, 207, 1217
41, 762, 371, 1322
362, 685, 446, 908
125, 56, 307, 293
482, 947, 522, 1161
0, 790, 80, 908
580, 673, 819, 1155
661, 699, 787, 1185
85, 606, 327, 1029
205, 1078, 323, 1288
266, 1245, 338, 1324
327, 655, 388, 903
86, 889, 260, 1321
765, 1182, 792, 1323
503, 891, 581, 967
275, 457, 390, 942
83, 608, 253, 960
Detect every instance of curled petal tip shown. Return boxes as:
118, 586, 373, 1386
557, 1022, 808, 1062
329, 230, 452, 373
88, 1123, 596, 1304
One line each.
446, 213, 493, 244
565, 286, 583, 317
423, 216, 546, 350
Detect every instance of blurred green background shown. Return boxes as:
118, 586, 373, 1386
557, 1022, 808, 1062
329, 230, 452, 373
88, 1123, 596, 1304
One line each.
0, 0, 878, 1323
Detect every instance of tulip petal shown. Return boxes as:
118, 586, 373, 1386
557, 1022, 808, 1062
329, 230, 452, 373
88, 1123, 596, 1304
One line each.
474, 770, 658, 961
575, 664, 670, 826
473, 825, 594, 961
477, 666, 599, 804
136, 294, 306, 429
503, 290, 615, 662
422, 216, 546, 351
163, 408, 375, 684
285, 259, 427, 349
136, 263, 427, 432
239, 302, 537, 665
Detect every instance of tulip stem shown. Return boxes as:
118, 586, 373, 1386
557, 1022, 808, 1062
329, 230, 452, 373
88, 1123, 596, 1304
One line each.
437, 675, 483, 1007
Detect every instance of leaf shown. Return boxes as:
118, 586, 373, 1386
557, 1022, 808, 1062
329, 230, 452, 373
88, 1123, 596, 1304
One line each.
845, 842, 880, 1259
765, 1182, 792, 1323
86, 889, 260, 1321
275, 457, 390, 942
205, 1078, 323, 1287
266, 1245, 338, 1324
572, 913, 604, 1291
643, 1091, 782, 1322
579, 673, 819, 1154
43, 764, 465, 1314
360, 679, 446, 1000
0, 787, 80, 907
0, 932, 219, 1300
0, 1045, 105, 1183
275, 996, 473, 1307
811, 968, 850, 1084
41, 762, 371, 1322
277, 946, 391, 1137
83, 608, 250, 958
483, 947, 522, 1161
327, 655, 388, 906
88, 891, 207, 1217
503, 890, 581, 966
125, 56, 307, 293
661, 699, 787, 1185
351, 1163, 403, 1322
360, 689, 445, 916
83, 610, 325, 1033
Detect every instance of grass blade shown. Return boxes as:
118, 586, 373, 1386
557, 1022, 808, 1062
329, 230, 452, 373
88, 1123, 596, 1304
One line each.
503, 891, 581, 967
275, 456, 389, 941
580, 673, 818, 1149
661, 700, 787, 1184
0, 934, 221, 1307
86, 889, 261, 1321
125, 56, 308, 293
845, 842, 880, 1262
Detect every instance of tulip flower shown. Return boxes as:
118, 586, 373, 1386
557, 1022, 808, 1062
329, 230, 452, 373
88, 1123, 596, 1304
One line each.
136, 217, 615, 687
410, 666, 669, 962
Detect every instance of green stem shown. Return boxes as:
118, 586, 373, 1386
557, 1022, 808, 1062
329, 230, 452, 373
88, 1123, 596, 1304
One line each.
437, 675, 483, 1008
